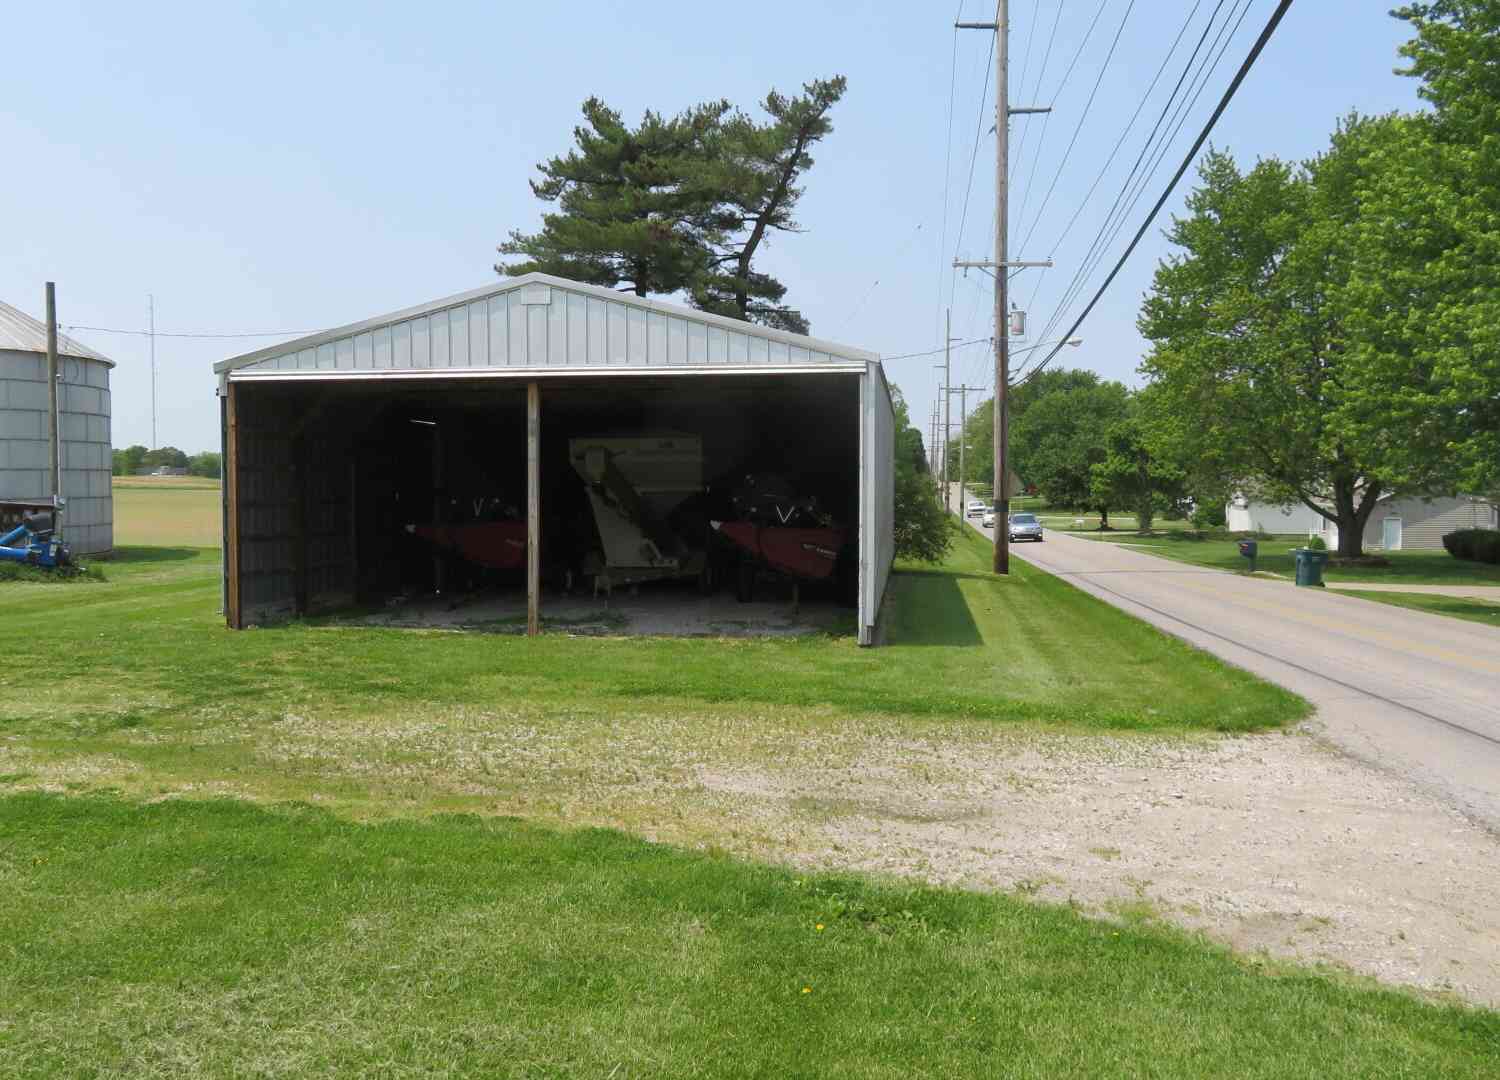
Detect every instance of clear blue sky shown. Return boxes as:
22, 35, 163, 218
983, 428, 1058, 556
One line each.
1, 1, 1420, 455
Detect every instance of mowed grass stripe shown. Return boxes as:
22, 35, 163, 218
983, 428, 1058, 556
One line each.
1, 536, 1304, 735
1, 792, 1495, 1078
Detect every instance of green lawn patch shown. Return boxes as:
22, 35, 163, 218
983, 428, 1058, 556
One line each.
1340, 590, 1500, 629
1, 792, 1494, 1078
1084, 532, 1500, 585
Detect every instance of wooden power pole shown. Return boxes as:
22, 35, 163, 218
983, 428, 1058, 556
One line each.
957, 1, 1051, 574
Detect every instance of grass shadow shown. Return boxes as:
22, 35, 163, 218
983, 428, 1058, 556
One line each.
889, 569, 982, 647
110, 546, 205, 564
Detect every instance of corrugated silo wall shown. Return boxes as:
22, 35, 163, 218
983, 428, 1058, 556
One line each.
231, 385, 356, 625
859, 363, 896, 645
0, 350, 112, 554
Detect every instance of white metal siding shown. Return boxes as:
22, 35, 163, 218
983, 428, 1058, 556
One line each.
220, 273, 869, 380
859, 362, 896, 646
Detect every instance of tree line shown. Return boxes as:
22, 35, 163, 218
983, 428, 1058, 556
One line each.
112, 446, 220, 478
953, 3, 1499, 557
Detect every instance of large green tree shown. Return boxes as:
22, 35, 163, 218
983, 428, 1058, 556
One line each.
1010, 374, 1130, 525
1090, 391, 1186, 533
498, 78, 846, 335
1138, 141, 1401, 557
1333, 3, 1500, 497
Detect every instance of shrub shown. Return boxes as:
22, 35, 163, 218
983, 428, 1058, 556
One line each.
1443, 528, 1500, 564
1305, 535, 1327, 551
1190, 501, 1226, 529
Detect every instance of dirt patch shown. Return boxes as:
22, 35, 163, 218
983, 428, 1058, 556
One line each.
696, 728, 1500, 1006
352, 589, 847, 638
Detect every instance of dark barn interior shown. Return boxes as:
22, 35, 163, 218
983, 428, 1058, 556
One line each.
226, 372, 863, 627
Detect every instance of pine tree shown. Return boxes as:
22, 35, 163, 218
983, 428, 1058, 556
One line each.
495, 97, 730, 297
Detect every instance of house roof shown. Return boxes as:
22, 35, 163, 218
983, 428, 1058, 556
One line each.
215, 272, 880, 377
0, 299, 114, 366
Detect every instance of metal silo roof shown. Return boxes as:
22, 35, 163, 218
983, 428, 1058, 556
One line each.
0, 299, 115, 366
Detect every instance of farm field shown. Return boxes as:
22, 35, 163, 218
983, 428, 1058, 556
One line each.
6, 520, 1498, 1072
111, 474, 222, 548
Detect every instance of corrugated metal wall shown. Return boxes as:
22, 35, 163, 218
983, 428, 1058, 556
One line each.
0, 350, 112, 554
233, 388, 355, 624
859, 363, 895, 645
229, 280, 851, 377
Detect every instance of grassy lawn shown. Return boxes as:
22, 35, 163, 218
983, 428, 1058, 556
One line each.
10, 532, 1495, 1071
2, 792, 1496, 1078
1081, 530, 1500, 586
1341, 590, 1500, 629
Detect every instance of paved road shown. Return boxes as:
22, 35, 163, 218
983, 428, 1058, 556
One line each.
956, 497, 1500, 828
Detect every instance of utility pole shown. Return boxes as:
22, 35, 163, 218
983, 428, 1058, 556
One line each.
958, 1, 1050, 574
45, 283, 60, 506
947, 384, 983, 522
941, 308, 952, 510
148, 294, 157, 449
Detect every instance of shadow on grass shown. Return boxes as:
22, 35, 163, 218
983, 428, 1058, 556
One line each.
889, 570, 982, 647
110, 546, 205, 564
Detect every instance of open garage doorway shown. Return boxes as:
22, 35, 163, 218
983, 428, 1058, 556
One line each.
225, 371, 866, 637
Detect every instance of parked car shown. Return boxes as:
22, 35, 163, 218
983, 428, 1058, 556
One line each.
1008, 512, 1044, 542
966, 499, 986, 518
981, 509, 996, 529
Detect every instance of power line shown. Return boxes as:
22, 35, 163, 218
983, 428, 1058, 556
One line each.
951, 28, 997, 296
64, 324, 318, 339
936, 5, 963, 345
1014, 0, 1110, 234
1017, 0, 1237, 358
882, 336, 991, 363
1023, 0, 1204, 260
1009, 1, 1067, 193
1015, 0, 1138, 253
1024, 0, 1251, 358
1017, 0, 1294, 388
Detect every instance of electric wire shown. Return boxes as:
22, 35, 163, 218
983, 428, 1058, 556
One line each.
1017, 0, 1235, 344
1022, 0, 1205, 261
1014, 0, 1137, 255
1020, 0, 1252, 368
951, 28, 997, 303
1009, 1, 1067, 194
1014, 0, 1110, 235
1016, 0, 1246, 372
64, 324, 319, 339
1015, 0, 1296, 388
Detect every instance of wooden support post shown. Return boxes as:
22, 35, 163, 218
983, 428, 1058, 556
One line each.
527, 381, 541, 636
293, 435, 308, 616
224, 382, 242, 629
348, 459, 359, 605
431, 420, 445, 595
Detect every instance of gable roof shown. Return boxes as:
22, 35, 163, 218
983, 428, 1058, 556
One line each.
0, 300, 114, 366
216, 272, 879, 378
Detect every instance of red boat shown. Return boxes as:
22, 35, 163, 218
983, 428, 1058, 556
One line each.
711, 521, 846, 582
406, 521, 527, 570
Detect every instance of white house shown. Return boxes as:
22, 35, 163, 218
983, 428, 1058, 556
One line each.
1227, 492, 1498, 551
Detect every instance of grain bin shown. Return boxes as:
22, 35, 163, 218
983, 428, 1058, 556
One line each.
0, 299, 114, 555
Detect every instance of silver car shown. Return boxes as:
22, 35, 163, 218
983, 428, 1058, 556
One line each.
966, 499, 986, 518
981, 509, 996, 529
1008, 512, 1044, 542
